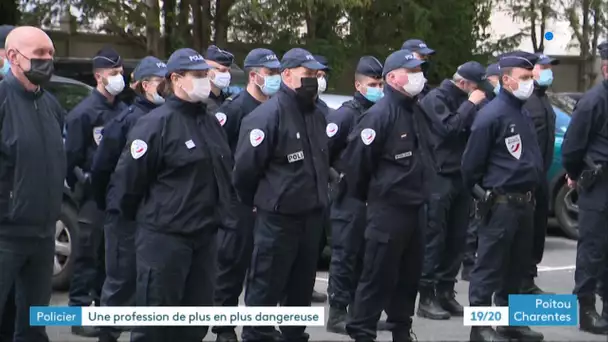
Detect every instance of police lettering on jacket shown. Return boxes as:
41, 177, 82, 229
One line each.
91, 95, 159, 210
562, 81, 608, 180
65, 89, 127, 187
214, 91, 261, 154
419, 80, 477, 175
524, 85, 556, 172
461, 90, 544, 193
109, 95, 235, 234
341, 85, 431, 205
232, 84, 330, 214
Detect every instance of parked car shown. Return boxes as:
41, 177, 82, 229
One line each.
319, 92, 582, 240
46, 75, 93, 290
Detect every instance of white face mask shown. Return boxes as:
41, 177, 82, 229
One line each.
184, 77, 211, 102
512, 79, 534, 100
105, 75, 125, 96
151, 92, 165, 105
402, 72, 426, 96
317, 76, 327, 94
211, 71, 231, 88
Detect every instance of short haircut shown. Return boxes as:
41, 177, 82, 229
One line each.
499, 67, 513, 86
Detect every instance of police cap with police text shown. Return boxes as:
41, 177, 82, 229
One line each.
280, 48, 326, 70
92, 46, 123, 69
382, 49, 425, 77
535, 53, 560, 65
313, 55, 330, 71
133, 56, 168, 81
485, 63, 500, 77
457, 61, 487, 84
401, 39, 435, 56
356, 56, 383, 78
0, 25, 15, 49
166, 48, 210, 75
204, 45, 234, 67
244, 48, 281, 69
599, 42, 608, 60
497, 51, 538, 70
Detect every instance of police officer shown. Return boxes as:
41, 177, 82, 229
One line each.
462, 63, 500, 281
521, 53, 559, 295
233, 48, 328, 342
204, 45, 235, 113
325, 56, 384, 334
65, 46, 127, 338
402, 39, 435, 97
562, 42, 608, 335
212, 48, 281, 342
111, 48, 234, 342
91, 56, 167, 342
0, 25, 14, 78
314, 55, 329, 95
462, 51, 544, 342
343, 49, 432, 342
417, 61, 487, 321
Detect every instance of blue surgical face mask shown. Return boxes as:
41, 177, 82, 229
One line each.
259, 74, 281, 96
538, 69, 554, 86
493, 84, 500, 95
363, 86, 383, 103
0, 59, 10, 76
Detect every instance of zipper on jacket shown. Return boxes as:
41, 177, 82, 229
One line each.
33, 98, 51, 225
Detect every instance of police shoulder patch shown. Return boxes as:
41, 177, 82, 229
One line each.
360, 128, 376, 145
130, 139, 148, 160
93, 126, 104, 146
326, 123, 338, 138
215, 112, 227, 126
250, 129, 265, 147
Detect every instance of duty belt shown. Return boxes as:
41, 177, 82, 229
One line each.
494, 191, 533, 204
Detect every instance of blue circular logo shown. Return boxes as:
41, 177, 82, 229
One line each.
545, 32, 554, 41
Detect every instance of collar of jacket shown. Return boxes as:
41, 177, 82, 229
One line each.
384, 83, 417, 107
353, 91, 374, 109
91, 89, 123, 110
279, 82, 316, 111
4, 71, 44, 99
497, 87, 526, 108
133, 94, 159, 112
440, 79, 468, 102
533, 82, 548, 96
166, 94, 208, 115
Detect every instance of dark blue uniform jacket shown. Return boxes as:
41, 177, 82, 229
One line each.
524, 85, 555, 172
65, 89, 127, 188
341, 85, 432, 206
233, 84, 330, 214
216, 90, 261, 154
109, 95, 235, 234
326, 92, 374, 169
91, 95, 159, 210
0, 73, 66, 238
207, 90, 229, 114
419, 80, 477, 175
562, 81, 608, 180
462, 89, 544, 193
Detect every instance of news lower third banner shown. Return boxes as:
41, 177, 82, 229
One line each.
463, 294, 577, 326
30, 307, 325, 326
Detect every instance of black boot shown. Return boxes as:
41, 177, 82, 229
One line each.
469, 326, 508, 342
72, 326, 100, 337
417, 286, 450, 320
216, 330, 238, 342
326, 306, 348, 335
521, 277, 553, 294
393, 329, 417, 342
437, 288, 464, 317
377, 319, 390, 331
461, 265, 473, 282
579, 296, 608, 335
311, 289, 327, 303
496, 326, 544, 341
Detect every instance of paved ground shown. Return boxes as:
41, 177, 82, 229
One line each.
46, 235, 606, 341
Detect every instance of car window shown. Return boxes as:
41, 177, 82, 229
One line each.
46, 82, 91, 112
547, 93, 576, 115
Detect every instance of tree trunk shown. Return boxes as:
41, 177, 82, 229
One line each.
192, 0, 204, 51
163, 0, 176, 57
178, 0, 192, 47
579, 0, 590, 91
145, 0, 161, 56
213, 0, 235, 46
201, 0, 211, 49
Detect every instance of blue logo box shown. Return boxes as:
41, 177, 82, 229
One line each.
508, 294, 577, 326
30, 306, 82, 326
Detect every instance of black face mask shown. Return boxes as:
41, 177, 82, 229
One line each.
24, 58, 54, 86
295, 77, 318, 101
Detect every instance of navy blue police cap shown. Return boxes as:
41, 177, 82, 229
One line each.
244, 48, 281, 69
599, 41, 608, 60
456, 61, 487, 84
0, 25, 15, 49
485, 63, 501, 77
93, 46, 123, 69
166, 48, 210, 75
356, 56, 383, 78
401, 39, 435, 55
382, 49, 425, 77
204, 45, 234, 67
313, 55, 330, 71
280, 48, 326, 70
535, 53, 560, 65
497, 51, 538, 70
133, 56, 168, 81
